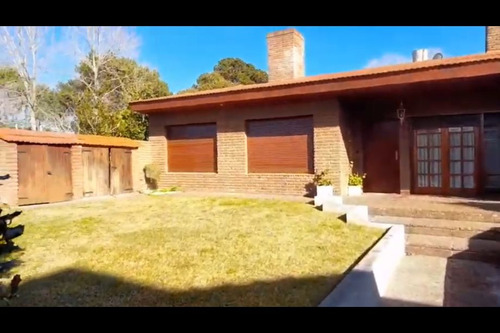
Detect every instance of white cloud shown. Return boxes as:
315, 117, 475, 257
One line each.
364, 53, 411, 68
364, 47, 446, 69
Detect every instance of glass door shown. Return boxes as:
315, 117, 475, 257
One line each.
413, 126, 478, 196
415, 129, 443, 194
449, 127, 476, 192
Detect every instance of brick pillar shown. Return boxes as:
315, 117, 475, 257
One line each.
267, 28, 305, 82
217, 110, 247, 175
0, 141, 19, 206
313, 99, 348, 195
132, 141, 152, 192
71, 145, 83, 200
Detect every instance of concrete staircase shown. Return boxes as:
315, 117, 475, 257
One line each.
371, 215, 500, 264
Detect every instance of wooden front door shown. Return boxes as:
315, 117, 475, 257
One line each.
363, 120, 400, 193
110, 148, 133, 195
17, 144, 73, 205
413, 126, 479, 196
82, 147, 110, 197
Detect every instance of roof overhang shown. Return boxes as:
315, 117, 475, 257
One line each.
130, 54, 500, 114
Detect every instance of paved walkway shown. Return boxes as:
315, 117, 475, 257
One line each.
381, 255, 500, 307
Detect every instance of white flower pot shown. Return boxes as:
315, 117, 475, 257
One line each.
347, 185, 363, 196
316, 185, 333, 198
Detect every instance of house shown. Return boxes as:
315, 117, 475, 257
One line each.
130, 27, 500, 197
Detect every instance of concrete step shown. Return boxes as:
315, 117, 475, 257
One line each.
406, 234, 500, 264
371, 216, 500, 241
369, 206, 500, 224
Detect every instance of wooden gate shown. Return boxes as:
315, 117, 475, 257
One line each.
110, 148, 133, 195
82, 147, 110, 197
17, 144, 73, 205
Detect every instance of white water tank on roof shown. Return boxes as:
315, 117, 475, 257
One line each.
412, 49, 429, 62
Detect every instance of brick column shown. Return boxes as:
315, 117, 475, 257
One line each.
0, 141, 19, 206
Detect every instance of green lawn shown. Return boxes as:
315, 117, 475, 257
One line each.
2, 195, 384, 306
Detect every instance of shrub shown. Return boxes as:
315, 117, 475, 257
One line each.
313, 169, 333, 186
348, 161, 366, 187
143, 164, 162, 190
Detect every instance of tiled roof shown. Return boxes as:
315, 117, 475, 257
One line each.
0, 128, 80, 145
0, 128, 139, 148
77, 134, 139, 148
130, 52, 500, 104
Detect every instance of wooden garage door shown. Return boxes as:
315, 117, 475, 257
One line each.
82, 147, 110, 197
18, 144, 73, 205
110, 148, 133, 195
167, 123, 217, 172
246, 116, 314, 173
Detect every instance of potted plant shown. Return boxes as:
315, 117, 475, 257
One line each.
313, 169, 334, 198
348, 161, 366, 196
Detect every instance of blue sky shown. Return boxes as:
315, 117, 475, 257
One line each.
41, 26, 487, 93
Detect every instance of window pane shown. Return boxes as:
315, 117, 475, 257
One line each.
464, 175, 474, 189
430, 161, 441, 174
463, 132, 474, 146
462, 126, 473, 131
430, 175, 441, 188
450, 133, 461, 146
417, 135, 427, 147
418, 148, 428, 160
450, 162, 461, 175
463, 161, 474, 174
449, 127, 462, 132
418, 175, 428, 187
430, 148, 441, 160
435, 133, 441, 145
418, 162, 429, 174
450, 175, 462, 188
450, 147, 461, 161
463, 147, 474, 160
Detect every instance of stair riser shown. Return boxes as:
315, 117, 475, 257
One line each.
370, 208, 500, 224
407, 226, 500, 241
406, 245, 500, 265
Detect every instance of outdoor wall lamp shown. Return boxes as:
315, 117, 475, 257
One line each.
397, 101, 406, 125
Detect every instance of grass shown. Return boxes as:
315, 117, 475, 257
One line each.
2, 195, 384, 307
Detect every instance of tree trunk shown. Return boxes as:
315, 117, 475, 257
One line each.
29, 107, 37, 130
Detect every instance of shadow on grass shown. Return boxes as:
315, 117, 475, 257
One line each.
12, 269, 343, 307
0, 244, 23, 278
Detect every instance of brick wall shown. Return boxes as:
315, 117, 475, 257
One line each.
71, 145, 83, 200
132, 140, 153, 192
486, 26, 500, 53
0, 140, 18, 206
148, 98, 350, 196
267, 29, 305, 82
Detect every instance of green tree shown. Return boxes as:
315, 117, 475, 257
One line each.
177, 58, 268, 95
58, 54, 171, 140
214, 58, 268, 85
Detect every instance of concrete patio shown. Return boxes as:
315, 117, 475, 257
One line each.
381, 255, 500, 307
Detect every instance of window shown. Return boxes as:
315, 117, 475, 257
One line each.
167, 123, 217, 172
246, 116, 313, 173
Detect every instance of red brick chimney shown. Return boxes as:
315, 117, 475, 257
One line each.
486, 26, 500, 53
267, 28, 305, 82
